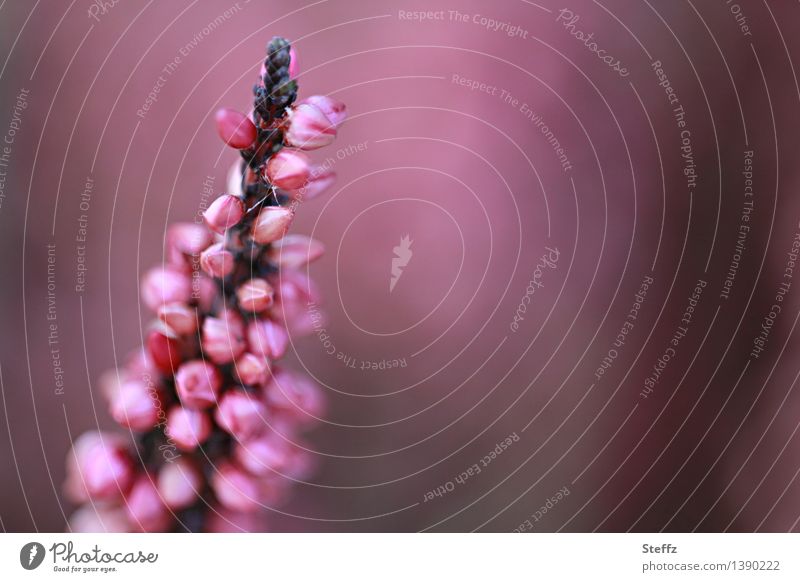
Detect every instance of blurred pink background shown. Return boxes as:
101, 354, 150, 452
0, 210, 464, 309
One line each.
2, 0, 800, 531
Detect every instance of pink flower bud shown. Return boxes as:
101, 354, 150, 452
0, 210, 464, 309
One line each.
65, 432, 134, 502
247, 318, 289, 360
110, 379, 162, 431
251, 206, 294, 245
211, 461, 262, 512
234, 352, 271, 386
69, 505, 131, 533
125, 475, 171, 532
195, 274, 217, 312
146, 323, 183, 375
292, 166, 336, 200
215, 107, 257, 149
298, 95, 347, 128
214, 389, 268, 441
200, 243, 235, 278
236, 278, 274, 313
288, 47, 298, 80
234, 433, 290, 476
269, 235, 325, 269
203, 194, 245, 234
167, 223, 213, 268
141, 266, 192, 311
202, 312, 246, 364
284, 103, 336, 150
158, 458, 202, 510
265, 368, 325, 425
166, 406, 212, 451
174, 360, 221, 409
264, 149, 310, 190
157, 303, 198, 335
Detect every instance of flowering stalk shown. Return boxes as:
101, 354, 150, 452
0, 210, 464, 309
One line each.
64, 37, 345, 532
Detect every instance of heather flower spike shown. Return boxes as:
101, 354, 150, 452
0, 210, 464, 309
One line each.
66, 37, 338, 532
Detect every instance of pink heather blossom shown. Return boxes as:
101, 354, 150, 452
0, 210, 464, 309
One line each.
284, 103, 336, 150
288, 47, 298, 79
236, 278, 274, 313
109, 379, 162, 431
264, 149, 311, 190
203, 194, 245, 234
291, 165, 336, 200
157, 303, 198, 336
252, 206, 294, 245
269, 234, 325, 269
141, 266, 192, 311
69, 506, 131, 533
166, 406, 212, 451
65, 37, 337, 532
125, 476, 171, 532
167, 223, 213, 268
246, 318, 289, 360
265, 368, 325, 426
158, 458, 202, 510
202, 312, 247, 364
298, 95, 347, 128
234, 433, 291, 476
211, 461, 263, 512
215, 107, 257, 149
146, 323, 183, 375
174, 360, 221, 409
214, 389, 269, 441
200, 242, 235, 278
65, 432, 134, 502
234, 352, 271, 386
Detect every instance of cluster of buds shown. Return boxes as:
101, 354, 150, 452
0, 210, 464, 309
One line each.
64, 38, 345, 532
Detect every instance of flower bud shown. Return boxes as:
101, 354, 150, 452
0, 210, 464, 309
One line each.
200, 243, 235, 278
211, 461, 262, 512
126, 475, 171, 532
234, 352, 271, 386
265, 368, 325, 426
292, 166, 336, 200
284, 103, 336, 150
167, 223, 213, 269
214, 389, 268, 441
215, 107, 257, 149
141, 266, 192, 311
298, 95, 347, 128
158, 457, 202, 510
288, 47, 298, 80
146, 323, 183, 375
247, 318, 289, 360
65, 432, 134, 502
69, 506, 131, 533
264, 149, 310, 190
234, 433, 290, 476
166, 406, 212, 451
269, 235, 325, 269
236, 278, 274, 313
202, 312, 246, 364
174, 360, 221, 409
109, 379, 162, 431
157, 303, 198, 335
203, 194, 245, 234
251, 206, 294, 245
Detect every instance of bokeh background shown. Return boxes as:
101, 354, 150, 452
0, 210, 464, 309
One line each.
2, 0, 800, 532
